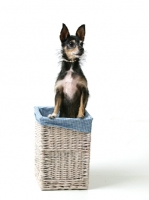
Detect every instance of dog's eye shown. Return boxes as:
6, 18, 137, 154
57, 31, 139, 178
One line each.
69, 41, 75, 48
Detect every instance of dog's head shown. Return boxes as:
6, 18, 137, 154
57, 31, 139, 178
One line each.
60, 24, 85, 61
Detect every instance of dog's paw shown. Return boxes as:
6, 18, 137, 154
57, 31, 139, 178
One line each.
48, 113, 57, 119
77, 113, 84, 119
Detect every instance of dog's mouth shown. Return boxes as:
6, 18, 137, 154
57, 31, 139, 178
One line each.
64, 47, 84, 60
73, 50, 84, 57
72, 53, 82, 58
76, 52, 82, 56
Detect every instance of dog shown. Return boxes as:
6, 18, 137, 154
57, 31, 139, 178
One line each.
48, 23, 89, 118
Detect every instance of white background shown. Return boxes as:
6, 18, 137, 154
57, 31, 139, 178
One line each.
0, 0, 149, 199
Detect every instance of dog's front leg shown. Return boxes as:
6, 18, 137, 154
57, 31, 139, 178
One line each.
77, 87, 89, 118
48, 88, 63, 119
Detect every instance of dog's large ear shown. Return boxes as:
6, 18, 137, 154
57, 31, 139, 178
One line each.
60, 23, 70, 42
76, 24, 85, 41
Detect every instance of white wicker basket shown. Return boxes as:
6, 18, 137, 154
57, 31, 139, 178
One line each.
34, 107, 92, 190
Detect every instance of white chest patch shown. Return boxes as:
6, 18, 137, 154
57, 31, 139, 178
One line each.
62, 67, 78, 99
55, 67, 79, 99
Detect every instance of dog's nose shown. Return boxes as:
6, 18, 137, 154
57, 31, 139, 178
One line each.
79, 47, 84, 53
79, 46, 84, 52
79, 45, 83, 49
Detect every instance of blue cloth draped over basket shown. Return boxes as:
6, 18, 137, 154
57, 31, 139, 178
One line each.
34, 107, 93, 133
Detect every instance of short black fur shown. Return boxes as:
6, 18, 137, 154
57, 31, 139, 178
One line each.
48, 24, 89, 118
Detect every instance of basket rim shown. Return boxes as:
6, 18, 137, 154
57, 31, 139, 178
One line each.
34, 106, 93, 133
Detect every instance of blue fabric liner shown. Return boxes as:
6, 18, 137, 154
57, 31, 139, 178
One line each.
34, 106, 93, 133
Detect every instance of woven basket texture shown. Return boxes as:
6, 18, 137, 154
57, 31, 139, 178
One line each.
35, 121, 91, 190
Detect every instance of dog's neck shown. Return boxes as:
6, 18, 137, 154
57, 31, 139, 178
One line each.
61, 58, 81, 73
62, 58, 78, 63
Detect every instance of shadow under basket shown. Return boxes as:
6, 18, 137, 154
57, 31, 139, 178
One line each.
34, 107, 93, 190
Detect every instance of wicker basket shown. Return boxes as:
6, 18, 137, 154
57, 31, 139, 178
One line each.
35, 121, 91, 190
34, 106, 92, 190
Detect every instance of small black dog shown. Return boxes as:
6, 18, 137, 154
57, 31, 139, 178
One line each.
48, 23, 89, 118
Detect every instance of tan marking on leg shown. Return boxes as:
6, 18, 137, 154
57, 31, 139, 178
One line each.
77, 93, 85, 118
53, 95, 62, 115
48, 87, 63, 119
77, 80, 89, 118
